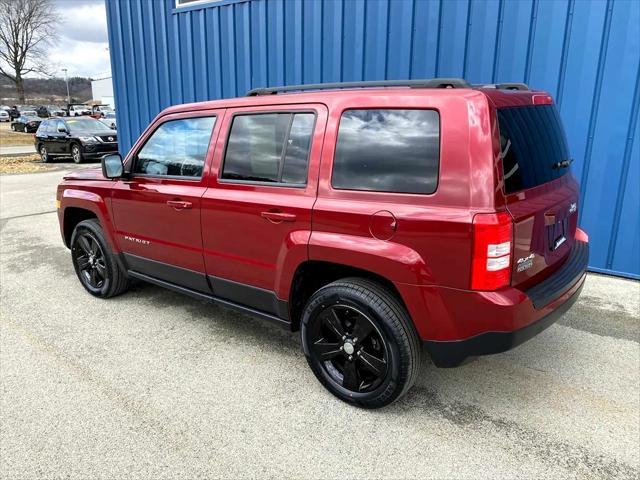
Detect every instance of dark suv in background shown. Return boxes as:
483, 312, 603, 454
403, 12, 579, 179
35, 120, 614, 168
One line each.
11, 114, 42, 132
35, 117, 118, 163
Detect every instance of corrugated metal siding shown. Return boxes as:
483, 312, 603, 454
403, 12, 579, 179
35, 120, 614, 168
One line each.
105, 0, 640, 279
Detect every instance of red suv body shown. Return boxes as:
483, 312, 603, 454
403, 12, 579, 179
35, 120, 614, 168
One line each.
57, 79, 588, 407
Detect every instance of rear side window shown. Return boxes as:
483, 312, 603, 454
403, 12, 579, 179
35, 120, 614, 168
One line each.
222, 112, 315, 185
37, 120, 48, 134
135, 116, 216, 178
332, 109, 440, 194
498, 105, 570, 194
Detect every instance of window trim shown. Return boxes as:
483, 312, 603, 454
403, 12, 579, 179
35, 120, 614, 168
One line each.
129, 114, 218, 181
173, 0, 248, 13
218, 109, 318, 189
330, 107, 442, 196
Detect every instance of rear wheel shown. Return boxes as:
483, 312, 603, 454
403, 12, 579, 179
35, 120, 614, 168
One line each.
39, 144, 49, 163
301, 278, 421, 408
71, 219, 129, 298
71, 144, 83, 163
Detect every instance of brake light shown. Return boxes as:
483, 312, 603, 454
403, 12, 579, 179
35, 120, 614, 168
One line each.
471, 212, 513, 290
532, 94, 553, 105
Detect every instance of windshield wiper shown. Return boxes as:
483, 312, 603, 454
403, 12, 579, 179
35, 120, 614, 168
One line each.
552, 158, 574, 169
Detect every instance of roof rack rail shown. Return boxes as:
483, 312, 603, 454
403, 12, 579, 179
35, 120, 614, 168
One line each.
246, 78, 471, 96
476, 82, 530, 91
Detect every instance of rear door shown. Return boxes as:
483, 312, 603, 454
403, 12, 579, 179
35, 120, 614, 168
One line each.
497, 103, 579, 287
201, 104, 327, 315
50, 119, 68, 154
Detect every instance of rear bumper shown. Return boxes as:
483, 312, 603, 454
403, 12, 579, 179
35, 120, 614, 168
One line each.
424, 276, 585, 367
397, 239, 589, 367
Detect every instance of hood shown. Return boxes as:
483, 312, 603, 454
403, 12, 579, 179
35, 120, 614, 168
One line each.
63, 167, 107, 181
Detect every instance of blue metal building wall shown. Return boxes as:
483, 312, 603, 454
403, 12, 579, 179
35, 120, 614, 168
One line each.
105, 0, 640, 279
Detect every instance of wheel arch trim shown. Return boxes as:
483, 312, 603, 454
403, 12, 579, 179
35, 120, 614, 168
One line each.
60, 190, 117, 250
308, 231, 433, 285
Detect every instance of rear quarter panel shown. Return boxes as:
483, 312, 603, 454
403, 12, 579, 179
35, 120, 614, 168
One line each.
310, 90, 496, 290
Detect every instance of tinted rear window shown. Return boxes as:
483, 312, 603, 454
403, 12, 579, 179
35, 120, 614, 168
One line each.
222, 112, 315, 185
498, 105, 570, 194
332, 109, 440, 194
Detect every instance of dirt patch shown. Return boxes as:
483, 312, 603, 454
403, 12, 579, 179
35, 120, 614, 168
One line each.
0, 122, 37, 146
0, 154, 54, 174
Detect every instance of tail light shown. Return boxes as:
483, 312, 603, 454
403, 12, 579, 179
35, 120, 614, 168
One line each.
471, 212, 513, 290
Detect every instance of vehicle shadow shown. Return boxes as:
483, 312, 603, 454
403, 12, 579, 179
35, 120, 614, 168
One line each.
123, 279, 581, 413
125, 280, 302, 359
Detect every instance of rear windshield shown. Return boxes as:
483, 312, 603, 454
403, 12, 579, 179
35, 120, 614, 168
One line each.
498, 105, 570, 194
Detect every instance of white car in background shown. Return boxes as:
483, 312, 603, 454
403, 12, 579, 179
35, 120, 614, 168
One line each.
101, 111, 117, 129
68, 104, 91, 116
0, 110, 9, 122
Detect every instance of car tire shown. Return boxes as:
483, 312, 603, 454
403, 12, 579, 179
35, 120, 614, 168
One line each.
71, 144, 83, 163
301, 277, 421, 409
39, 144, 49, 163
70, 219, 129, 298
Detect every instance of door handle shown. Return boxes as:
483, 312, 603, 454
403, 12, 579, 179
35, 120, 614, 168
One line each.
261, 211, 296, 223
167, 200, 193, 210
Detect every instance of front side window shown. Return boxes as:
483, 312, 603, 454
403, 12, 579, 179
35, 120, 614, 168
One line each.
332, 109, 440, 194
134, 116, 216, 178
66, 118, 113, 134
221, 112, 315, 185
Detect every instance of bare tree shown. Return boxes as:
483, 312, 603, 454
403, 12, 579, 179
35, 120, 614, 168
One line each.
0, 0, 59, 103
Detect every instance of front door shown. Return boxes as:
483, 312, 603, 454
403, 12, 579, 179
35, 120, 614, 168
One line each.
111, 111, 223, 293
201, 104, 327, 316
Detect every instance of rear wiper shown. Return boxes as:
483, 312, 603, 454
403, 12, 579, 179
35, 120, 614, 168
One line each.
552, 158, 574, 169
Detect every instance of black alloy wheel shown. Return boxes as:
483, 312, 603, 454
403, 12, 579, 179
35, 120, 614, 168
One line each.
302, 278, 421, 408
309, 305, 389, 393
72, 231, 107, 294
70, 219, 129, 298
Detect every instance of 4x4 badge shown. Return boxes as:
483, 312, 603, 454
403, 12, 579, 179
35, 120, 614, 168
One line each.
569, 202, 577, 214
517, 253, 534, 272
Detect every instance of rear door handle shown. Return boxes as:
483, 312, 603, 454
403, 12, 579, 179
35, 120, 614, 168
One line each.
167, 200, 193, 210
261, 211, 296, 223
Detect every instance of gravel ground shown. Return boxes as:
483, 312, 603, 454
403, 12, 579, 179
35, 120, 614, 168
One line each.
1, 169, 639, 479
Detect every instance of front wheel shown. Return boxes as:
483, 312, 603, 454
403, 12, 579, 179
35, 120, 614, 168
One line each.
71, 219, 129, 298
301, 278, 421, 408
71, 144, 83, 163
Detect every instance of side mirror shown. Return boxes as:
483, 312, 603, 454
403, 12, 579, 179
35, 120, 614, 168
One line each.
57, 125, 67, 133
102, 153, 124, 179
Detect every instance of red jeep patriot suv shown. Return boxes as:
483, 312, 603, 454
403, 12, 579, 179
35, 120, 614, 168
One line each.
56, 79, 588, 408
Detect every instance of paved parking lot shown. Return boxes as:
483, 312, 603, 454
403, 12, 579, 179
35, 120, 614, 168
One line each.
1, 168, 639, 479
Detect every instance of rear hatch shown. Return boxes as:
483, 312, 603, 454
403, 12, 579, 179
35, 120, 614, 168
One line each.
496, 102, 579, 289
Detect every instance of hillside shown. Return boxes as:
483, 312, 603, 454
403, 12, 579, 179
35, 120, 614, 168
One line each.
0, 76, 93, 105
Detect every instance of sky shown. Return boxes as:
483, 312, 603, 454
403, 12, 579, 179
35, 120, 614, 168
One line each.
50, 0, 110, 79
